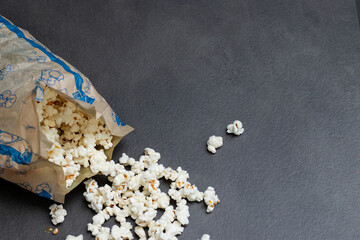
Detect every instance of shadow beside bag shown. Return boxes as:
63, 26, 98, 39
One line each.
0, 16, 133, 203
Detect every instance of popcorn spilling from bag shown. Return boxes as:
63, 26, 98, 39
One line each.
62, 148, 219, 240
38, 87, 225, 239
36, 87, 113, 188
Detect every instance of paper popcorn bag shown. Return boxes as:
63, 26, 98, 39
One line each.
0, 16, 134, 203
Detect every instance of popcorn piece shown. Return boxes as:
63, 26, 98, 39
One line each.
111, 223, 133, 240
49, 204, 67, 225
207, 135, 223, 154
157, 192, 170, 209
168, 188, 182, 202
175, 199, 190, 225
119, 153, 136, 166
65, 235, 83, 240
134, 226, 146, 240
200, 234, 211, 240
204, 187, 220, 213
95, 227, 112, 240
227, 120, 244, 136
181, 182, 204, 202
53, 228, 59, 235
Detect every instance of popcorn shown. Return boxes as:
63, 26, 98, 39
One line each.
119, 153, 136, 166
65, 235, 83, 240
207, 135, 223, 154
168, 188, 182, 202
157, 192, 170, 209
74, 148, 220, 239
174, 167, 189, 189
180, 182, 204, 202
36, 86, 114, 188
95, 227, 112, 240
227, 120, 244, 136
204, 187, 220, 213
175, 199, 190, 225
163, 220, 184, 238
49, 204, 67, 225
134, 226, 146, 240
200, 234, 211, 240
111, 224, 133, 240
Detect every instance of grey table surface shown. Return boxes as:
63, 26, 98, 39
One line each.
1, 0, 360, 239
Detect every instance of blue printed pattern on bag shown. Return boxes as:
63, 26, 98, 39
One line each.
35, 182, 52, 199
0, 23, 6, 38
0, 130, 32, 165
111, 110, 126, 126
37, 69, 64, 86
25, 125, 35, 130
27, 51, 46, 63
0, 16, 95, 105
83, 78, 92, 94
0, 64, 11, 80
0, 90, 16, 108
4, 159, 14, 168
16, 165, 36, 175
18, 182, 32, 191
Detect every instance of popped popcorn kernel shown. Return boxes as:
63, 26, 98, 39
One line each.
49, 204, 67, 225
200, 234, 211, 240
227, 120, 244, 136
204, 187, 220, 213
66, 234, 83, 240
207, 135, 223, 154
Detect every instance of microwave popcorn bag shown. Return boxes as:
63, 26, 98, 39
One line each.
0, 16, 134, 203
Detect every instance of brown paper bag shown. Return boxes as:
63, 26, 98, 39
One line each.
0, 16, 133, 203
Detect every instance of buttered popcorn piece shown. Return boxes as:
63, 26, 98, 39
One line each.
49, 204, 67, 225
77, 148, 219, 240
207, 135, 223, 154
36, 87, 114, 188
227, 120, 244, 136
204, 187, 220, 213
65, 234, 83, 240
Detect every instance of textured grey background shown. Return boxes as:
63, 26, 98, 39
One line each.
1, 0, 360, 239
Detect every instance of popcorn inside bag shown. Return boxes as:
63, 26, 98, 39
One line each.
36, 86, 115, 189
0, 15, 133, 202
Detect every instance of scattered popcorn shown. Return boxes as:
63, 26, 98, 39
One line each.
36, 86, 113, 188
65, 235, 83, 240
200, 234, 211, 240
49, 204, 67, 225
207, 135, 223, 154
227, 120, 244, 136
72, 148, 220, 240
